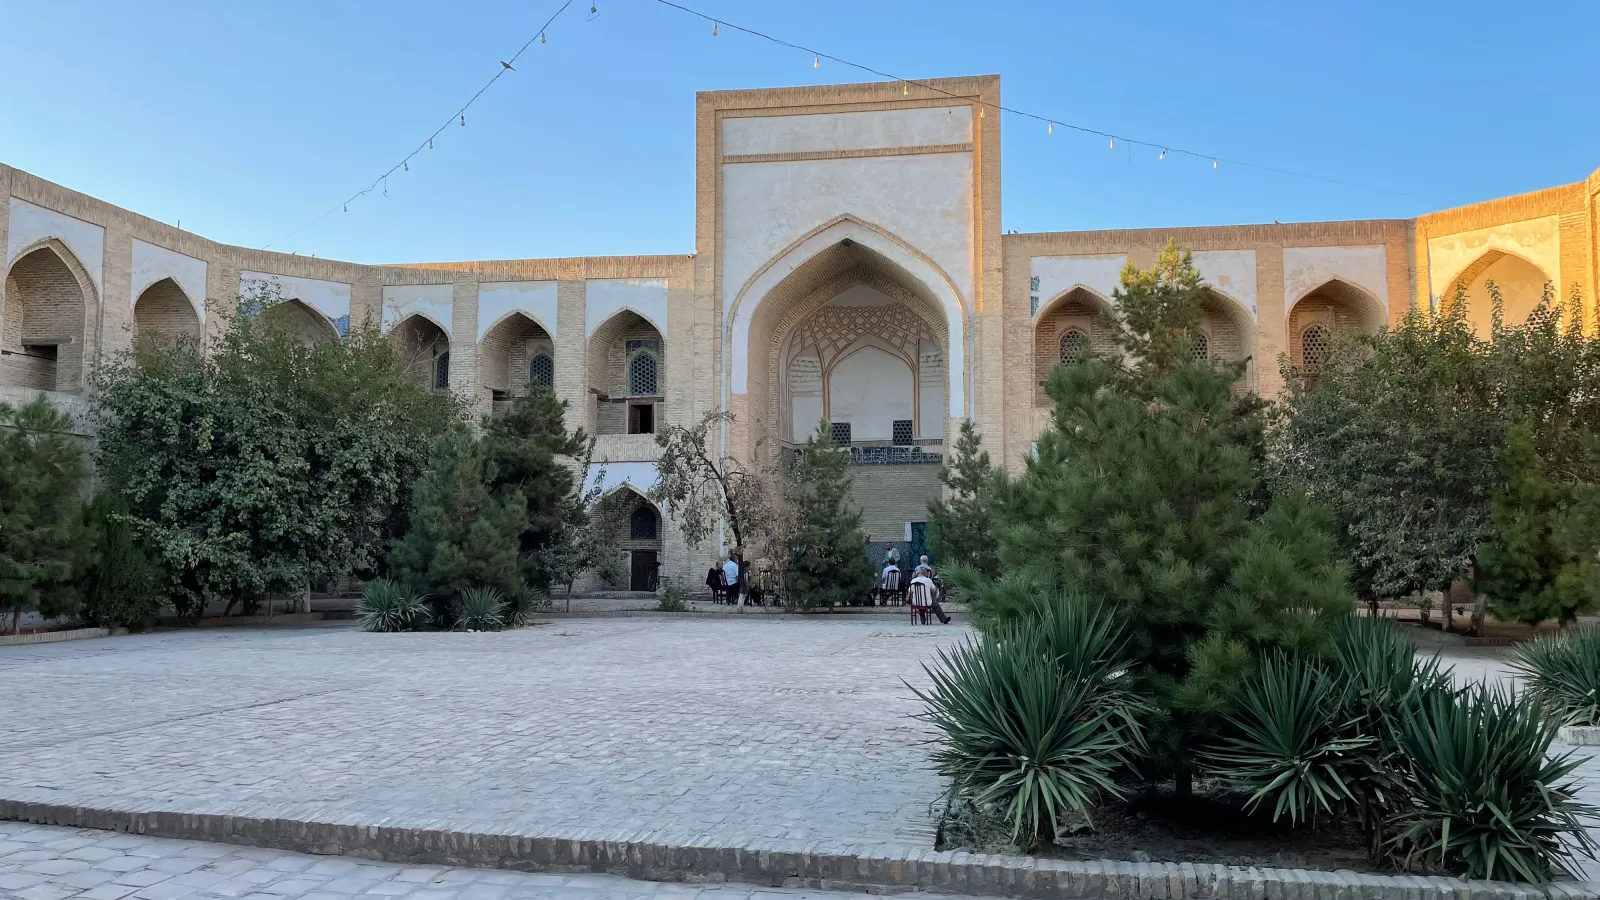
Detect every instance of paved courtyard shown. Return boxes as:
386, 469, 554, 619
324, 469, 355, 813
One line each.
0, 821, 978, 900
0, 618, 968, 851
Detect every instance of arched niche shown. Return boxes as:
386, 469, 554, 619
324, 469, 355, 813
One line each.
1440, 250, 1553, 338
133, 278, 202, 347
479, 312, 554, 403
1286, 278, 1385, 369
608, 485, 664, 591
1198, 288, 1256, 385
390, 313, 451, 391
2, 240, 96, 394
1032, 286, 1115, 406
259, 298, 339, 345
589, 309, 663, 435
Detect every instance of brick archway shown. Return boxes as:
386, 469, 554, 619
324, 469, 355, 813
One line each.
133, 277, 202, 346
2, 239, 98, 394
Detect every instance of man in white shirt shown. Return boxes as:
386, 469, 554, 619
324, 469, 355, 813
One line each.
722, 554, 742, 605
877, 561, 902, 605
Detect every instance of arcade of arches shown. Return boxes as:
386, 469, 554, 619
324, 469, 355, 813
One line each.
3, 74, 1597, 588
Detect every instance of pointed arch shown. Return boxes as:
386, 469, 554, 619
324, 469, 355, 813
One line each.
389, 313, 451, 391
1286, 277, 1386, 334
1034, 283, 1114, 323
133, 277, 202, 346
2, 238, 97, 394
589, 308, 665, 436
728, 215, 969, 420
1436, 249, 1553, 337
478, 310, 554, 400
259, 297, 338, 345
1033, 285, 1116, 406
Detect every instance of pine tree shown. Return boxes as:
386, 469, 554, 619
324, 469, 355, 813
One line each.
926, 419, 1001, 580
1478, 424, 1593, 625
480, 386, 588, 591
388, 428, 522, 615
787, 421, 874, 609
0, 396, 89, 634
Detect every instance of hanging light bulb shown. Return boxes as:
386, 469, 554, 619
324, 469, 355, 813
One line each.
1048, 121, 1053, 134
712, 20, 717, 36
343, 205, 347, 213
1109, 138, 1115, 149
461, 114, 466, 127
979, 107, 984, 118
590, 3, 596, 13
404, 160, 409, 172
540, 31, 546, 43
1159, 148, 1167, 160
429, 138, 434, 150
1213, 159, 1218, 169
813, 54, 820, 69
903, 82, 908, 96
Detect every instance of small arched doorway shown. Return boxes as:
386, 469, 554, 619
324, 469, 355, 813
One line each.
619, 490, 663, 591
2, 242, 94, 394
133, 278, 202, 347
390, 314, 451, 391
260, 298, 339, 345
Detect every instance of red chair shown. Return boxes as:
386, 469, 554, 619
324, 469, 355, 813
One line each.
908, 580, 934, 625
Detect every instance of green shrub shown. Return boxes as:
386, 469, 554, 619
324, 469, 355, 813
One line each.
1204, 654, 1372, 826
358, 580, 427, 632
915, 597, 1143, 849
1509, 629, 1600, 726
658, 581, 689, 612
456, 587, 506, 631
502, 583, 549, 627
0, 396, 89, 634
77, 494, 165, 632
1392, 683, 1598, 882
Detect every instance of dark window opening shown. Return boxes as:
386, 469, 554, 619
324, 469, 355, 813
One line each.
529, 353, 554, 389
829, 422, 852, 447
433, 351, 450, 391
892, 420, 913, 446
630, 505, 659, 541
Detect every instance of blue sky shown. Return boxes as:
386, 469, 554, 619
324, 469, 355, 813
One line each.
2, 1, 1594, 264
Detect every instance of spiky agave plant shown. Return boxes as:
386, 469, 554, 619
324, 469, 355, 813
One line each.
1204, 653, 1373, 826
1392, 683, 1599, 883
913, 598, 1145, 850
501, 584, 549, 628
1509, 629, 1600, 727
455, 587, 506, 632
357, 580, 427, 632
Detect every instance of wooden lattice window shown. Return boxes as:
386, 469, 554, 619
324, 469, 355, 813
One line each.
1191, 332, 1209, 361
628, 352, 658, 396
529, 353, 554, 389
433, 351, 450, 391
630, 504, 658, 541
830, 422, 852, 447
1059, 329, 1087, 364
1301, 324, 1332, 371
892, 420, 913, 446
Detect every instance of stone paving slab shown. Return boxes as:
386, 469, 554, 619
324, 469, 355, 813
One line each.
1, 821, 976, 900
0, 619, 962, 849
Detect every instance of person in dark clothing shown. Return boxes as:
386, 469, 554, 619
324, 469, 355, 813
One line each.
705, 561, 724, 603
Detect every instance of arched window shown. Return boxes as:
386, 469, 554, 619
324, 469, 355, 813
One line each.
629, 504, 658, 541
529, 353, 554, 389
1301, 324, 1332, 371
433, 351, 450, 390
1059, 329, 1087, 365
1190, 331, 1209, 361
628, 351, 658, 396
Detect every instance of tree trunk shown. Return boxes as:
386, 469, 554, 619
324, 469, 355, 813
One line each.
10, 607, 18, 636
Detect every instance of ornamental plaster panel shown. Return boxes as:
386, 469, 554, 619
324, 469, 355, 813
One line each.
382, 283, 453, 335
1426, 216, 1561, 299
244, 272, 352, 334
1283, 245, 1388, 310
585, 277, 668, 338
6, 197, 104, 293
478, 280, 558, 342
1191, 249, 1257, 319
1029, 254, 1126, 318
721, 106, 973, 157
131, 239, 207, 322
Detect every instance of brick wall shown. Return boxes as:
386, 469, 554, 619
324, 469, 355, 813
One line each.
848, 464, 942, 542
2, 245, 87, 393
133, 278, 201, 344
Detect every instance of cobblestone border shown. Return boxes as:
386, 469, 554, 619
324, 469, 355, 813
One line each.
1560, 726, 1600, 746
0, 626, 112, 646
1, 800, 1587, 900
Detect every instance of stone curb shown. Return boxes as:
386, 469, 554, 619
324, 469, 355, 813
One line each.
0, 626, 113, 646
1560, 726, 1600, 746
155, 612, 326, 629
1, 800, 1586, 900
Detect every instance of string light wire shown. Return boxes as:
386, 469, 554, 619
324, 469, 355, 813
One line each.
649, 0, 1415, 199
264, 0, 576, 249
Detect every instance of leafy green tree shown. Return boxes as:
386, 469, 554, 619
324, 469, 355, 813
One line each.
77, 494, 165, 632
0, 396, 88, 633
1270, 296, 1501, 608
480, 386, 588, 591
926, 419, 1001, 580
1478, 425, 1595, 625
653, 409, 767, 553
94, 283, 461, 617
786, 421, 873, 609
388, 428, 522, 610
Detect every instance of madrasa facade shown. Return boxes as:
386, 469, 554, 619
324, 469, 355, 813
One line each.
4, 75, 1599, 589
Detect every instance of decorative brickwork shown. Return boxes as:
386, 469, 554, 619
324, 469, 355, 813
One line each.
132, 277, 200, 346
389, 314, 450, 391
1, 242, 92, 394
478, 312, 553, 399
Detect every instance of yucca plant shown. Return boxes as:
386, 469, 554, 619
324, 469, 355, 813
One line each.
501, 584, 549, 628
914, 597, 1144, 850
357, 580, 427, 632
1392, 683, 1599, 883
1205, 654, 1372, 826
455, 587, 506, 632
1509, 629, 1600, 726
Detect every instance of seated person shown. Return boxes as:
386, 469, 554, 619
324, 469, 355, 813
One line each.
876, 562, 903, 605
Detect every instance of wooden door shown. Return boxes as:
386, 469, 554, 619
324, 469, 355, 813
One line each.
630, 550, 658, 591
